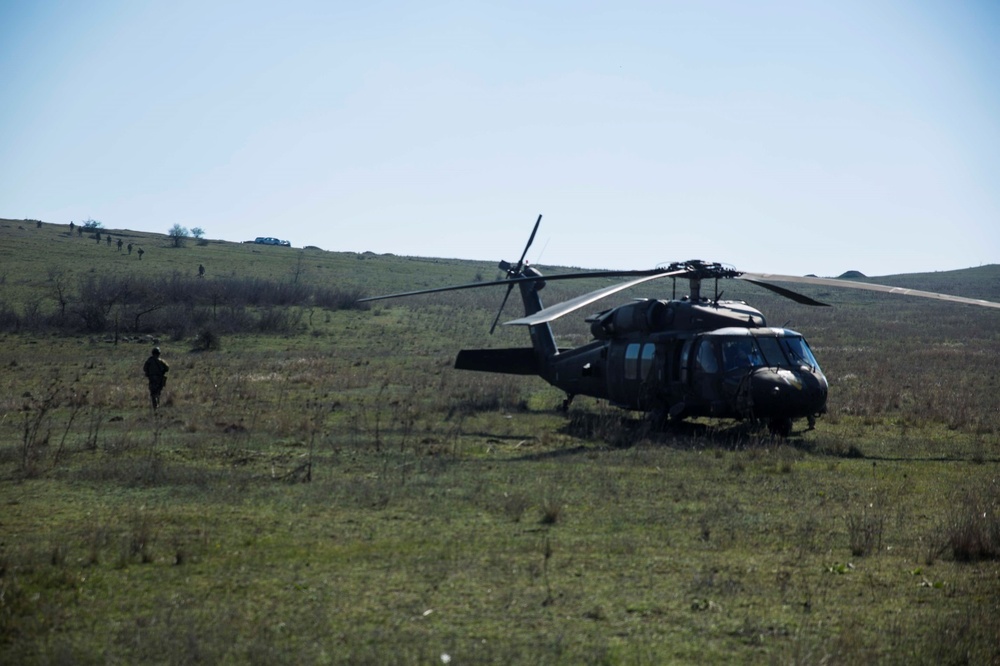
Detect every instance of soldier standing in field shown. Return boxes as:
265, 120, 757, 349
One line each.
143, 347, 169, 409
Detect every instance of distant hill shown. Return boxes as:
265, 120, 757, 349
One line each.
2, 217, 998, 314
837, 270, 867, 279
855, 264, 1000, 302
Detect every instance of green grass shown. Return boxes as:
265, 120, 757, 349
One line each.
1, 218, 999, 664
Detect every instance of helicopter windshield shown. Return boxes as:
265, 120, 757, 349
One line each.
778, 335, 820, 370
720, 338, 763, 372
711, 332, 822, 373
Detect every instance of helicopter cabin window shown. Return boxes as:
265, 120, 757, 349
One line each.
640, 344, 656, 380
694, 339, 719, 374
624, 343, 641, 380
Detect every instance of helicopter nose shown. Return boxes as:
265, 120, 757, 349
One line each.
749, 367, 828, 418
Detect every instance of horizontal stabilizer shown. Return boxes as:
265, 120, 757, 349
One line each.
455, 348, 539, 375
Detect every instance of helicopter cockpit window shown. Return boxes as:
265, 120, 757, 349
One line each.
779, 336, 820, 370
755, 337, 786, 366
721, 338, 763, 372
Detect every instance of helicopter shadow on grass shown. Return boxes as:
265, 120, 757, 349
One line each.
462, 405, 994, 463
503, 410, 807, 463
486, 413, 996, 465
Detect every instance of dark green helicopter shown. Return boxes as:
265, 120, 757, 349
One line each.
362, 215, 1000, 436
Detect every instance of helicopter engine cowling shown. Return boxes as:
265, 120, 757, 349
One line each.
590, 299, 674, 340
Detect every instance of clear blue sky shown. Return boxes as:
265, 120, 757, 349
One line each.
2, 1, 998, 277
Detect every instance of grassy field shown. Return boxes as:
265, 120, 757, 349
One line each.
1, 219, 999, 664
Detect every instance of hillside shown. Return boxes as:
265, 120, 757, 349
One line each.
3, 218, 998, 327
0, 218, 503, 300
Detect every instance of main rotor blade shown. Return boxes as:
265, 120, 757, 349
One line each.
740, 273, 1000, 310
489, 284, 515, 334
738, 278, 830, 306
516, 214, 542, 269
357, 269, 669, 303
504, 269, 689, 327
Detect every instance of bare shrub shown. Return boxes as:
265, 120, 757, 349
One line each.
314, 285, 369, 310
846, 505, 885, 557
0, 300, 20, 331
22, 271, 371, 337
256, 306, 302, 334
19, 379, 63, 477
942, 483, 1000, 562
194, 328, 221, 351
443, 374, 526, 418
500, 492, 531, 522
540, 498, 562, 525
214, 305, 255, 332
117, 509, 157, 566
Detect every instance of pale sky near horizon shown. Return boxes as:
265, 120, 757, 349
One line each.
2, 1, 998, 278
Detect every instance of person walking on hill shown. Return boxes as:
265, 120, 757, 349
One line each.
143, 347, 170, 410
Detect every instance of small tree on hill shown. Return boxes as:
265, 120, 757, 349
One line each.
168, 224, 190, 248
191, 227, 205, 239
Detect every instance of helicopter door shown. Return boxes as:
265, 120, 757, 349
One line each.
678, 339, 693, 383
637, 343, 660, 409
606, 343, 628, 404
689, 337, 723, 412
607, 342, 646, 407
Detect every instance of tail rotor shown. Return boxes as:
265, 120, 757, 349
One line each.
489, 214, 542, 334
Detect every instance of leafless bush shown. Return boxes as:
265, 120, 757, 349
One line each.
846, 505, 885, 557
118, 509, 157, 566
442, 374, 526, 418
314, 285, 369, 310
0, 300, 20, 330
18, 379, 62, 477
7, 271, 371, 337
256, 306, 303, 333
942, 483, 1000, 562
194, 328, 221, 351
499, 492, 531, 522
540, 498, 563, 525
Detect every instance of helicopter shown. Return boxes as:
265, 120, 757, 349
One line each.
361, 215, 1000, 436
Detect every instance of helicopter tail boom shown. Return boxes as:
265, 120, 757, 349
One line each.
455, 347, 540, 375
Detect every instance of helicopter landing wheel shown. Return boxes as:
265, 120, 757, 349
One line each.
768, 417, 793, 438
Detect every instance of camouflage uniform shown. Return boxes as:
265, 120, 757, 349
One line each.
143, 348, 170, 409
